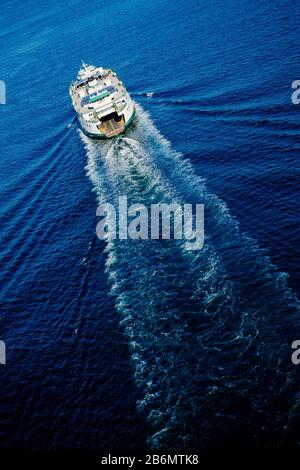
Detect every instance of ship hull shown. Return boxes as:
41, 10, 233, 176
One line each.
79, 106, 135, 139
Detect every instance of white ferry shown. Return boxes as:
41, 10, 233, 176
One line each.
69, 62, 135, 138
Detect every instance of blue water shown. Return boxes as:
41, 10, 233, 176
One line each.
0, 0, 299, 450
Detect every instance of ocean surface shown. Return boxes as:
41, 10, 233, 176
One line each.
0, 0, 299, 450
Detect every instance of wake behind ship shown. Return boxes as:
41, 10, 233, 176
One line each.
69, 62, 135, 138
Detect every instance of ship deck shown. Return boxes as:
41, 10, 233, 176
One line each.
71, 69, 126, 121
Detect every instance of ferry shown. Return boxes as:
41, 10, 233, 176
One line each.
69, 62, 135, 138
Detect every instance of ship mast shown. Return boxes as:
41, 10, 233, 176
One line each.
81, 60, 88, 70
